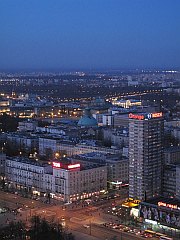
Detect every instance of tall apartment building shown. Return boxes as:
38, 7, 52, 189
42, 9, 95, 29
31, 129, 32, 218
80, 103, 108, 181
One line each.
129, 112, 164, 200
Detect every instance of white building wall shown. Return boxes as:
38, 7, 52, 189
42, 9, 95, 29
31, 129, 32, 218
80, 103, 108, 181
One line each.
5, 158, 50, 192
4, 157, 107, 202
102, 115, 114, 126
53, 166, 107, 202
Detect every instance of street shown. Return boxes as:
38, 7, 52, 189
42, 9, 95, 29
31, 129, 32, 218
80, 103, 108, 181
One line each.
0, 191, 155, 240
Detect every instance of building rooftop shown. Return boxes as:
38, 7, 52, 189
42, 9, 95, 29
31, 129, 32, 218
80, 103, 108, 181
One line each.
52, 160, 105, 171
72, 152, 127, 164
7, 156, 49, 167
164, 146, 180, 153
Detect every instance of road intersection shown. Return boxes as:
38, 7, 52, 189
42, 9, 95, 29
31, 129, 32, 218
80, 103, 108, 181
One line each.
0, 191, 155, 240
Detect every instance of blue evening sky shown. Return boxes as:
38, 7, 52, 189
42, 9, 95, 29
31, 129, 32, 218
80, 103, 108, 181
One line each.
0, 0, 180, 70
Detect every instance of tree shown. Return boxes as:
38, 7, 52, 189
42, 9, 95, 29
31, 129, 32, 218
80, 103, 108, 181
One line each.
0, 221, 26, 240
29, 216, 74, 240
45, 148, 53, 159
0, 216, 75, 240
0, 113, 19, 132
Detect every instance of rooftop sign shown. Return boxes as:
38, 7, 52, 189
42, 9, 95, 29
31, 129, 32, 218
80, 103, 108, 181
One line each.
152, 112, 163, 118
52, 162, 61, 168
52, 162, 80, 170
129, 113, 144, 120
68, 163, 80, 169
158, 201, 178, 210
129, 112, 163, 120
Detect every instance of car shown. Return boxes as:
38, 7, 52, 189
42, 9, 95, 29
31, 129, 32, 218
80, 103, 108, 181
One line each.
144, 234, 151, 238
64, 201, 72, 205
84, 199, 92, 205
123, 227, 129, 232
17, 208, 23, 213
83, 224, 90, 228
112, 225, 118, 229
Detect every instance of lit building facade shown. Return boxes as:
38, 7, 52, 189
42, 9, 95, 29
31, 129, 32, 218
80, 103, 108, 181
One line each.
5, 156, 107, 202
70, 152, 129, 189
129, 112, 164, 200
112, 99, 141, 108
52, 162, 107, 202
139, 197, 180, 232
5, 157, 51, 193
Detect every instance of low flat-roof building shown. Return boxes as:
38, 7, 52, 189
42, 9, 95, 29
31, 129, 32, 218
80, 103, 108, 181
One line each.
71, 152, 129, 190
139, 197, 180, 232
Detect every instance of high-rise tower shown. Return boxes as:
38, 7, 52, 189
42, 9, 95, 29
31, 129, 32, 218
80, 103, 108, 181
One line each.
129, 112, 164, 200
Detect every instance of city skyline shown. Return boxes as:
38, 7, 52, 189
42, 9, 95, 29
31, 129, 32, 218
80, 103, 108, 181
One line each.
1, 0, 180, 70
0, 67, 180, 239
0, 1, 180, 239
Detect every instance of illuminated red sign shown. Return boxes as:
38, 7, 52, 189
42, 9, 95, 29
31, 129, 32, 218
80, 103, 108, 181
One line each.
52, 162, 80, 170
158, 201, 178, 209
129, 113, 144, 120
129, 112, 163, 120
52, 162, 61, 168
152, 112, 163, 118
68, 163, 80, 169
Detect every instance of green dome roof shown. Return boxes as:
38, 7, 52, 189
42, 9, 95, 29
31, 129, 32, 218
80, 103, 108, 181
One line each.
78, 108, 98, 127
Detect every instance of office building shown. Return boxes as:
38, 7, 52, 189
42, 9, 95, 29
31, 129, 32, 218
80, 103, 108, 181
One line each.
129, 112, 164, 200
164, 146, 180, 164
162, 163, 180, 200
71, 152, 129, 189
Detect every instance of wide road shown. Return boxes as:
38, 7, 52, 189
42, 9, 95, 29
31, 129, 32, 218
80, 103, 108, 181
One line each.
0, 191, 47, 209
68, 221, 146, 240
0, 191, 156, 240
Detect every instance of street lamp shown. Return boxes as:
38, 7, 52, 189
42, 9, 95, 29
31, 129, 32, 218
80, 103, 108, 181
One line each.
89, 219, 92, 235
29, 201, 34, 217
55, 152, 60, 158
120, 231, 122, 240
42, 210, 46, 219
